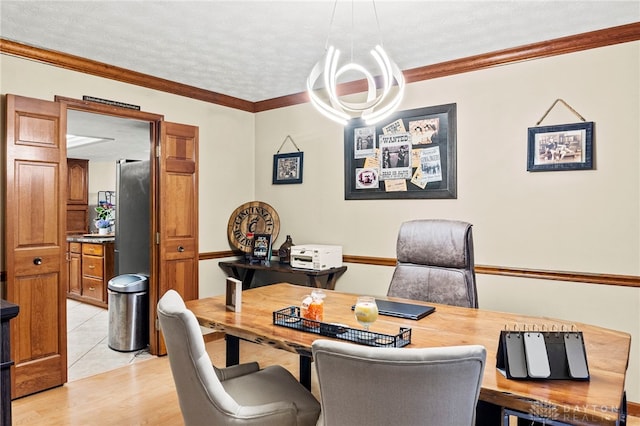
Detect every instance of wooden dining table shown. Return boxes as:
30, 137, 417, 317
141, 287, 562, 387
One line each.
186, 283, 630, 426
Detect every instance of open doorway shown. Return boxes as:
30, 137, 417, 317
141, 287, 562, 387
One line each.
65, 109, 153, 381
6, 94, 198, 397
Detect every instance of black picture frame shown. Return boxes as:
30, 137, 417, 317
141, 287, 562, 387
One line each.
273, 152, 304, 184
344, 103, 457, 200
527, 122, 594, 172
250, 233, 272, 264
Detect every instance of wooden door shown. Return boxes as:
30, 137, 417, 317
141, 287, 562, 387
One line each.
4, 94, 67, 398
152, 122, 198, 355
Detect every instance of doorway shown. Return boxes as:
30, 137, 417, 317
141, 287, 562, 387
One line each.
5, 93, 198, 397
65, 108, 153, 380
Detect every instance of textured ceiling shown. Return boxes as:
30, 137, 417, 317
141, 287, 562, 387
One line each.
2, 1, 638, 103
2, 1, 637, 162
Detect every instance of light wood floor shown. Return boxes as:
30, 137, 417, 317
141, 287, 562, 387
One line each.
12, 333, 639, 426
11, 334, 318, 426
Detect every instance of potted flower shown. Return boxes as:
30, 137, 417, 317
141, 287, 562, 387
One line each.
95, 203, 114, 234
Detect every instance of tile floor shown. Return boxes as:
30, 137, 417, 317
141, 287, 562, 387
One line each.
66, 299, 154, 382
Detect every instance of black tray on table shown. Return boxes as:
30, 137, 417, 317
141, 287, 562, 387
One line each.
273, 306, 411, 348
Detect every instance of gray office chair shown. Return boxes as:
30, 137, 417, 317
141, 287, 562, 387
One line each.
312, 340, 486, 426
157, 289, 320, 426
387, 219, 478, 308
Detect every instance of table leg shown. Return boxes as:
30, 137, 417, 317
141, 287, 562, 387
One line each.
299, 356, 312, 391
241, 269, 255, 290
307, 276, 323, 289
325, 272, 337, 290
225, 335, 240, 366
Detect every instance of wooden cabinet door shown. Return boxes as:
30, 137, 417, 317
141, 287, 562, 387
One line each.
4, 94, 67, 398
68, 249, 82, 295
66, 158, 89, 233
153, 121, 198, 355
66, 158, 88, 204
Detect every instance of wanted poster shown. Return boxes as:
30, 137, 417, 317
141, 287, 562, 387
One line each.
379, 133, 412, 180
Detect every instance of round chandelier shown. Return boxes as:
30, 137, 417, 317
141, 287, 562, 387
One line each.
306, 1, 405, 126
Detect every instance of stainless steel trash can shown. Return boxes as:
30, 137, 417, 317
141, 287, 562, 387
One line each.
107, 273, 149, 352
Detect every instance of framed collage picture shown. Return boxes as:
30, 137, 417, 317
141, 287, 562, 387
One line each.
344, 104, 457, 200
273, 152, 304, 184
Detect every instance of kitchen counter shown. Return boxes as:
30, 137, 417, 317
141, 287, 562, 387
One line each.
67, 234, 115, 243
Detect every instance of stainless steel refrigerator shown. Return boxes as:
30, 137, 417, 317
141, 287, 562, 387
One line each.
114, 159, 150, 276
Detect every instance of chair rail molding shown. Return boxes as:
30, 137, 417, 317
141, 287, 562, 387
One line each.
200, 251, 640, 289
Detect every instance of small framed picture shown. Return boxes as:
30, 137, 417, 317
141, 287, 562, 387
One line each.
250, 233, 272, 264
527, 122, 594, 172
273, 152, 304, 184
225, 277, 242, 312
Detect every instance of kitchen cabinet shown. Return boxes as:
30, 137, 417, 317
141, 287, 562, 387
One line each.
67, 158, 88, 204
66, 158, 89, 234
66, 239, 114, 308
68, 242, 82, 295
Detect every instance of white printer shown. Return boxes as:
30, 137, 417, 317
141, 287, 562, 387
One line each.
290, 244, 343, 270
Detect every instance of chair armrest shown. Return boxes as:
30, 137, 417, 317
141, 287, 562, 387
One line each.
214, 361, 260, 381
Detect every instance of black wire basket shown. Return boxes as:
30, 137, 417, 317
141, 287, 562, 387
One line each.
273, 306, 411, 348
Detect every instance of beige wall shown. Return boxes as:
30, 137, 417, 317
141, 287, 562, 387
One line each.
253, 42, 640, 401
1, 41, 639, 401
0, 53, 256, 259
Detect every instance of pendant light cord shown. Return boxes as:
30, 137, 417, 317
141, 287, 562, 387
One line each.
324, 0, 339, 50
372, 0, 384, 47
325, 1, 384, 54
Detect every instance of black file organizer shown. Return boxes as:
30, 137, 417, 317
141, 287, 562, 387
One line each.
273, 306, 411, 348
496, 327, 590, 380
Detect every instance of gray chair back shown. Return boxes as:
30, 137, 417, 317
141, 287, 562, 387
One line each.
387, 219, 478, 308
157, 289, 320, 426
312, 340, 486, 426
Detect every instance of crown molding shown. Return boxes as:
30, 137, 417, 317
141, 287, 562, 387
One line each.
2, 22, 639, 113
0, 38, 255, 113
255, 22, 640, 112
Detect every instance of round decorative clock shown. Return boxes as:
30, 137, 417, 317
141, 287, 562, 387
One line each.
227, 201, 280, 253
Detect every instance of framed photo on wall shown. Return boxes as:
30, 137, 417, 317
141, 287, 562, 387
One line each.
344, 103, 457, 200
273, 152, 304, 184
527, 122, 594, 172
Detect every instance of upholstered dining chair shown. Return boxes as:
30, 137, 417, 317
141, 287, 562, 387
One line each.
387, 219, 478, 308
312, 340, 486, 426
157, 290, 321, 426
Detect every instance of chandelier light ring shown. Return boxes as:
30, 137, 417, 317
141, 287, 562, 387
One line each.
371, 45, 392, 99
307, 63, 351, 125
324, 45, 388, 111
307, 43, 405, 125
330, 62, 378, 112
362, 58, 405, 124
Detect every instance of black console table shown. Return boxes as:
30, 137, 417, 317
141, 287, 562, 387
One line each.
1, 299, 19, 426
219, 260, 347, 290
